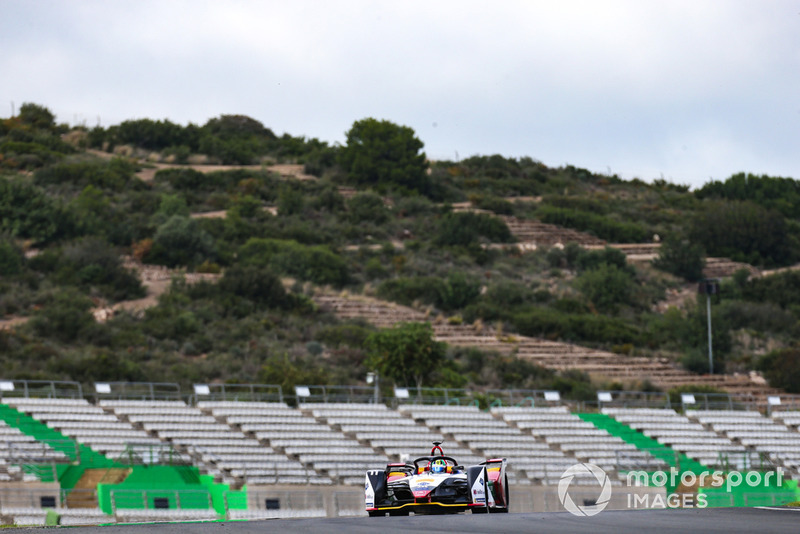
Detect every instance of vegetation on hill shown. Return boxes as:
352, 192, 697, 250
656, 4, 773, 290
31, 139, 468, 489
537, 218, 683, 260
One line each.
2, 103, 800, 397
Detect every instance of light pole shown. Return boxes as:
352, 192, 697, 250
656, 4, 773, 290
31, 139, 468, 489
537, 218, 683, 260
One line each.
698, 279, 719, 374
366, 372, 379, 404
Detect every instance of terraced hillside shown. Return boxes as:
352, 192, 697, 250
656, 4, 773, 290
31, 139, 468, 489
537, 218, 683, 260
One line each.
313, 292, 781, 402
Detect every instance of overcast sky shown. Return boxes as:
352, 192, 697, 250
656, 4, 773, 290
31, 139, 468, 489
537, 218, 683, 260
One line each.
2, 0, 798, 188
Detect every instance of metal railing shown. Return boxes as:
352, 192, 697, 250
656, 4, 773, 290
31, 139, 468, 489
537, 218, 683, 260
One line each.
113, 443, 192, 466
295, 385, 381, 404
92, 381, 182, 402
0, 380, 83, 400
3, 377, 800, 413
109, 489, 212, 512
192, 383, 283, 404
680, 392, 758, 412
0, 487, 97, 509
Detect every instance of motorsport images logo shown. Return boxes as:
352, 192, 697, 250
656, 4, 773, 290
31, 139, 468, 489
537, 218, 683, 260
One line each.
558, 463, 613, 517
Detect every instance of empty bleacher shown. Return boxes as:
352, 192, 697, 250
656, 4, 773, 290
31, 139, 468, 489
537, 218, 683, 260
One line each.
493, 406, 635, 485
603, 408, 746, 468
198, 401, 329, 485
685, 410, 800, 474
5, 398, 159, 460
296, 403, 392, 485
2, 379, 800, 523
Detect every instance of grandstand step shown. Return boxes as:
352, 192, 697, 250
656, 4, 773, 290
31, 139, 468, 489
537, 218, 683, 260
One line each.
578, 413, 705, 477
0, 404, 115, 472
67, 468, 131, 508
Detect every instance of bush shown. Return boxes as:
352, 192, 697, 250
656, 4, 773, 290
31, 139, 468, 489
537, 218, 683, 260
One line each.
238, 238, 349, 287
148, 216, 217, 268
689, 200, 794, 266
537, 206, 649, 243
347, 192, 389, 224
758, 348, 800, 393
59, 238, 145, 301
435, 212, 513, 246
653, 237, 706, 282
277, 185, 305, 216
377, 276, 443, 307
717, 301, 797, 334
437, 272, 482, 311
482, 280, 534, 308
29, 289, 95, 343
471, 194, 514, 215
0, 178, 77, 244
574, 263, 635, 314
376, 272, 480, 312
317, 323, 374, 349
0, 239, 24, 276
34, 159, 136, 192
513, 306, 640, 344
741, 270, 800, 311
218, 265, 293, 309
680, 349, 718, 374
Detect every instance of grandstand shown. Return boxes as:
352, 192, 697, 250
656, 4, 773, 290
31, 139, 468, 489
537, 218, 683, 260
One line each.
0, 380, 799, 524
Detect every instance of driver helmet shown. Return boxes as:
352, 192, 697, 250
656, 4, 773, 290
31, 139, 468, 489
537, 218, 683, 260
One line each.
431, 458, 447, 474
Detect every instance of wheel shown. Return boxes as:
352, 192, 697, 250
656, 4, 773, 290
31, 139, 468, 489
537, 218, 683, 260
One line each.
490, 474, 510, 513
368, 510, 384, 517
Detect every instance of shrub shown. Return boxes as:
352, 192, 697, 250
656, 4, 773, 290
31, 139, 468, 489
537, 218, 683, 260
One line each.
513, 306, 640, 344
377, 276, 443, 307
148, 216, 217, 268
29, 289, 95, 343
471, 194, 514, 215
317, 323, 373, 349
689, 200, 794, 266
482, 280, 534, 308
537, 206, 649, 243
653, 237, 706, 282
434, 212, 513, 246
238, 238, 349, 287
347, 192, 389, 224
34, 159, 136, 192
0, 178, 77, 244
437, 272, 482, 311
574, 263, 635, 314
277, 185, 305, 216
59, 238, 145, 301
218, 265, 292, 309
0, 239, 24, 276
758, 348, 800, 393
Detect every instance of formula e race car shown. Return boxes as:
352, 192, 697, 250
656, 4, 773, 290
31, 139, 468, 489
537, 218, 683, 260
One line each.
365, 442, 509, 516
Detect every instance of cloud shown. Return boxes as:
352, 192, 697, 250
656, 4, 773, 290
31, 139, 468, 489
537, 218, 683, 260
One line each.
1, 0, 797, 187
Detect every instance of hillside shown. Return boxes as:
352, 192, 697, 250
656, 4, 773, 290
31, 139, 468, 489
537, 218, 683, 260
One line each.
2, 105, 800, 402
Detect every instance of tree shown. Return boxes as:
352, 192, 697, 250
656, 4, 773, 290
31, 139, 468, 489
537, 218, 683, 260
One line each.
364, 322, 445, 390
653, 237, 706, 282
689, 200, 794, 266
19, 103, 55, 130
338, 118, 429, 194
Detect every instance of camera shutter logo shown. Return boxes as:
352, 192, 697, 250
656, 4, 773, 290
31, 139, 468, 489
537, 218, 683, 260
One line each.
558, 463, 613, 517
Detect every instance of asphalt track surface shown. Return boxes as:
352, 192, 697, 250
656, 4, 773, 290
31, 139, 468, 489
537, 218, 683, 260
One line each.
13, 507, 799, 534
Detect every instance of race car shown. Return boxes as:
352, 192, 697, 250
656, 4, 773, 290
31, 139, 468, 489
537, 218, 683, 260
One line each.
365, 442, 509, 516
